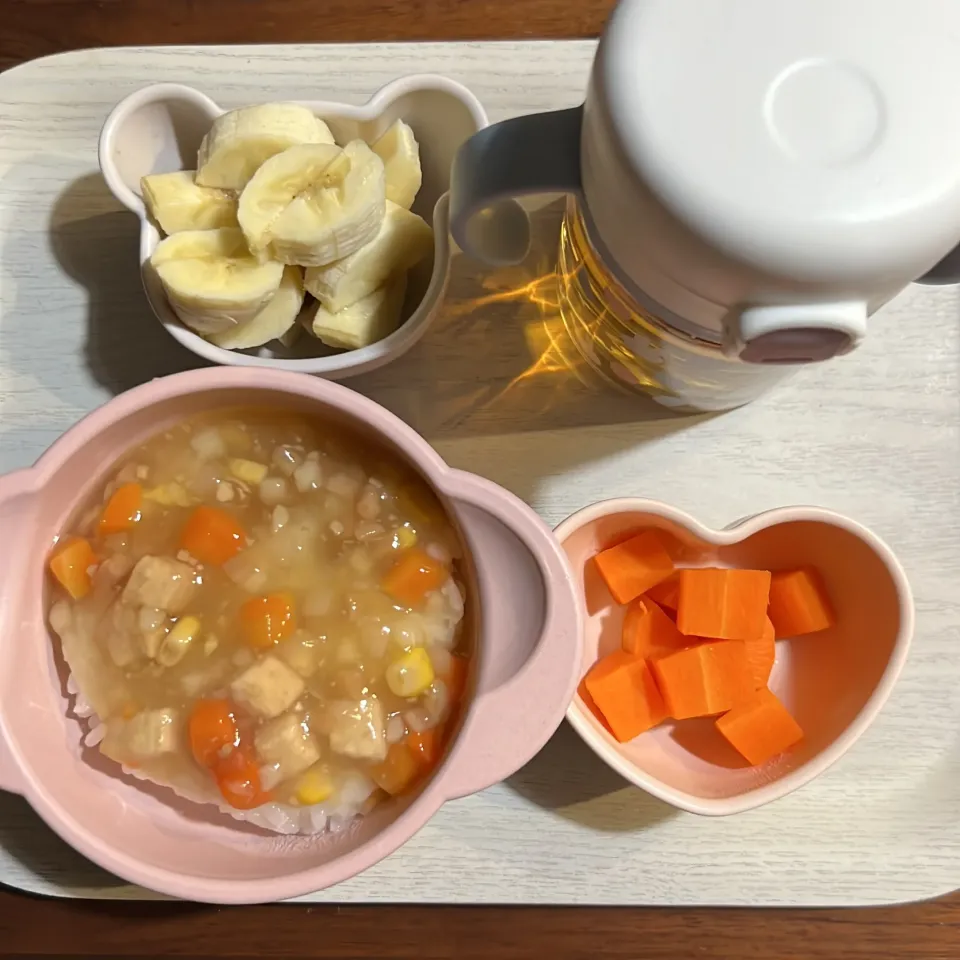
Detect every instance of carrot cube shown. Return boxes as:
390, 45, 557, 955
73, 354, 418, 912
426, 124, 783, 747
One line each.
622, 596, 688, 659
382, 548, 447, 608
240, 593, 297, 649
48, 536, 97, 600
180, 506, 246, 566
743, 616, 776, 689
99, 482, 143, 535
676, 568, 771, 641
646, 575, 679, 612
768, 568, 835, 638
651, 641, 754, 719
593, 530, 674, 605
715, 688, 803, 765
583, 651, 667, 742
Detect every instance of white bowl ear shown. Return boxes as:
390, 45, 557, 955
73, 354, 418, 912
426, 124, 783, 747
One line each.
99, 83, 222, 215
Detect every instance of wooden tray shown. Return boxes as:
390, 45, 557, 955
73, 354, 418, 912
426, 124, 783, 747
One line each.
0, 42, 957, 906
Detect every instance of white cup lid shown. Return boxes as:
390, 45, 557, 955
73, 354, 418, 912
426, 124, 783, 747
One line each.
598, 0, 960, 292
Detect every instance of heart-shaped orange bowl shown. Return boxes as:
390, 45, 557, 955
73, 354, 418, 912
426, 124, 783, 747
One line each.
556, 499, 913, 815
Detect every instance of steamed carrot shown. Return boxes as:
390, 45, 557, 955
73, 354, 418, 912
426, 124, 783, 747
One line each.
646, 575, 679, 612
407, 729, 441, 766
382, 547, 447, 607
438, 653, 469, 702
583, 651, 667, 742
622, 596, 688, 659
179, 505, 246, 566
240, 593, 296, 649
743, 616, 776, 689
214, 745, 269, 809
593, 530, 674, 605
188, 698, 240, 768
768, 568, 835, 637
651, 641, 754, 719
99, 482, 143, 534
715, 687, 803, 765
676, 568, 771, 641
48, 536, 97, 599
371, 742, 421, 795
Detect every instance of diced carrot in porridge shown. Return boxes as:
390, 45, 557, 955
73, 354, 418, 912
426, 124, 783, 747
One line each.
99, 482, 143, 534
240, 593, 297, 649
371, 742, 421, 795
381, 548, 447, 607
179, 505, 246, 566
48, 536, 97, 599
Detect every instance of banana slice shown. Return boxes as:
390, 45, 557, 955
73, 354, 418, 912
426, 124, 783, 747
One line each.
150, 228, 283, 335
371, 120, 422, 210
303, 274, 407, 350
141, 171, 238, 234
209, 266, 305, 350
237, 143, 342, 255
196, 103, 335, 190
303, 201, 433, 312
266, 140, 387, 267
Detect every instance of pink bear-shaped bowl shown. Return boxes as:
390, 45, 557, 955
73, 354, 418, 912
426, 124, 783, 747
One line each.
557, 498, 913, 816
0, 367, 582, 903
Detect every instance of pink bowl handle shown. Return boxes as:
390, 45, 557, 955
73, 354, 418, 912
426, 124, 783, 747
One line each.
439, 470, 582, 799
0, 468, 35, 795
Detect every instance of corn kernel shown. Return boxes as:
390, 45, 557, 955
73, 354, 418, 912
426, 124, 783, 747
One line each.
394, 524, 417, 550
143, 483, 191, 507
229, 458, 269, 485
296, 768, 334, 805
157, 615, 201, 667
386, 647, 435, 698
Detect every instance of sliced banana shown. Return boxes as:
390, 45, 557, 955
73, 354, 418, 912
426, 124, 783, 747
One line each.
303, 274, 407, 350
196, 103, 335, 190
303, 201, 433, 312
209, 265, 304, 349
237, 143, 343, 255
266, 140, 386, 268
141, 171, 238, 234
371, 120, 423, 210
150, 228, 283, 336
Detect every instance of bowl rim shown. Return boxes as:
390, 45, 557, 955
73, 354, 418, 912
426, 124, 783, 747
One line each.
97, 75, 489, 377
0, 367, 581, 902
555, 496, 915, 816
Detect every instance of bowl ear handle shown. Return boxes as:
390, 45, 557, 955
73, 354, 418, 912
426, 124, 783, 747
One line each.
438, 471, 582, 799
98, 82, 222, 215
0, 468, 37, 795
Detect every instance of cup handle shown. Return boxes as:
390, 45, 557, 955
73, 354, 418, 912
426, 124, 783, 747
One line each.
0, 468, 36, 795
449, 105, 583, 267
439, 471, 582, 800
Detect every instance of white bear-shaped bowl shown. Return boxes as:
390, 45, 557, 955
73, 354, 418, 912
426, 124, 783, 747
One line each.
99, 77, 487, 376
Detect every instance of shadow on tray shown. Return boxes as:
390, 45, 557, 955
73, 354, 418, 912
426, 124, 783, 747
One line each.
47, 174, 207, 394
40, 177, 711, 505
505, 721, 676, 833
0, 792, 129, 896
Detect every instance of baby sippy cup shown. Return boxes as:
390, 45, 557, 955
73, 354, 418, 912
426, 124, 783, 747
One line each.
450, 0, 960, 411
